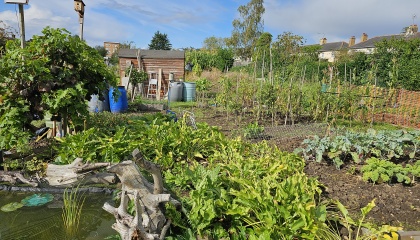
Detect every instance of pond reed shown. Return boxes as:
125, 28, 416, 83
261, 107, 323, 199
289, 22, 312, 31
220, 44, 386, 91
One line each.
62, 185, 86, 236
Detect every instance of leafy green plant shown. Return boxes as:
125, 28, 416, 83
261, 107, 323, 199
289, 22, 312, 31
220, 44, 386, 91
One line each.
331, 199, 402, 240
296, 129, 420, 169
24, 157, 47, 175
243, 122, 264, 139
127, 68, 148, 85
0, 94, 31, 152
0, 26, 115, 141
54, 128, 100, 164
361, 157, 419, 184
195, 78, 211, 103
175, 140, 329, 239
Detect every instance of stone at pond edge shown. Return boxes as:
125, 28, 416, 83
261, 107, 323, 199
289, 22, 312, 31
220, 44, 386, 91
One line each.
21, 193, 54, 207
1, 202, 24, 212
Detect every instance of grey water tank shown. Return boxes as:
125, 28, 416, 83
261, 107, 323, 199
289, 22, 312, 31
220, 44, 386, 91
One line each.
168, 82, 183, 102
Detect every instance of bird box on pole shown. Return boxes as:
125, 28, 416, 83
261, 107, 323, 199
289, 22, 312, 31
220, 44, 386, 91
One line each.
4, 0, 29, 49
4, 0, 28, 4
74, 0, 85, 17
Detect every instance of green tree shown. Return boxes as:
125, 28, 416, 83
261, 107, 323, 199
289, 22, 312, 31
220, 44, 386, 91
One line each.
216, 48, 234, 72
0, 27, 116, 150
202, 36, 227, 51
148, 31, 172, 50
253, 32, 272, 77
0, 20, 16, 56
109, 51, 119, 66
271, 32, 305, 73
120, 41, 136, 49
373, 37, 420, 90
228, 0, 265, 59
94, 45, 108, 57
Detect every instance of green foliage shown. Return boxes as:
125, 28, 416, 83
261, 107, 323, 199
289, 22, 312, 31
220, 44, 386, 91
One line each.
24, 157, 47, 175
94, 45, 107, 57
54, 126, 138, 164
0, 20, 16, 55
202, 36, 227, 51
128, 69, 148, 85
242, 122, 264, 139
296, 129, 420, 169
373, 37, 420, 90
67, 111, 329, 239
54, 112, 222, 166
331, 199, 402, 239
0, 93, 30, 151
179, 140, 327, 239
215, 76, 242, 116
253, 32, 272, 78
195, 78, 211, 103
228, 0, 265, 59
148, 31, 172, 50
186, 49, 233, 73
362, 157, 420, 184
42, 83, 89, 126
0, 27, 116, 149
85, 111, 131, 134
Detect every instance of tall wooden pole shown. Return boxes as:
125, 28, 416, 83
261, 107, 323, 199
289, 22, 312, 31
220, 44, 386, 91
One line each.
79, 16, 84, 41
18, 4, 25, 49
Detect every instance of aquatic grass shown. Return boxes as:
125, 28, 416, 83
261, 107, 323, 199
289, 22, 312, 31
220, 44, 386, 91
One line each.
62, 185, 86, 236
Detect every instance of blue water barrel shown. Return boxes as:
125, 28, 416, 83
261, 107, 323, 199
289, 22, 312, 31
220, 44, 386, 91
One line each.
109, 86, 128, 113
182, 82, 196, 102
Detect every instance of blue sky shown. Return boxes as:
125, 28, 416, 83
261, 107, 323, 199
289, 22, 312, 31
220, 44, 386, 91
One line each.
1, 0, 420, 49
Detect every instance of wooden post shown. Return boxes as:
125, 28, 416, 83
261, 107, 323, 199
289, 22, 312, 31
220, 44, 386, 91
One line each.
18, 4, 25, 49
157, 68, 162, 100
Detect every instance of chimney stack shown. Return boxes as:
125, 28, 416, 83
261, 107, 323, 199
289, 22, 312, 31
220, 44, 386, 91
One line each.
349, 36, 356, 47
361, 33, 368, 42
320, 37, 327, 45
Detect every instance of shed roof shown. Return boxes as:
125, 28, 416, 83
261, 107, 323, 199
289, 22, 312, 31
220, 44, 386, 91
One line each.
118, 49, 185, 59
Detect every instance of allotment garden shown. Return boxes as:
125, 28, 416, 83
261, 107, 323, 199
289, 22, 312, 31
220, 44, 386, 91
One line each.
0, 28, 420, 239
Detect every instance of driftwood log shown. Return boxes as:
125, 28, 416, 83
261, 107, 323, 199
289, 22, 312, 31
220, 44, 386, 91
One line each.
103, 149, 180, 240
0, 171, 38, 187
45, 158, 116, 186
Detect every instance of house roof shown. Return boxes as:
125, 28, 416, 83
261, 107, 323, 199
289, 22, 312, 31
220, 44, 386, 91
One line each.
318, 41, 349, 52
350, 32, 420, 49
118, 49, 185, 59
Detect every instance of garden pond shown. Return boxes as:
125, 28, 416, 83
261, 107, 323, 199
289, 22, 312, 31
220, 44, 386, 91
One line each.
0, 190, 116, 240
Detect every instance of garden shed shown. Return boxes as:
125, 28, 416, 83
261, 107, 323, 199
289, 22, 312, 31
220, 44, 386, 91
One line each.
118, 49, 185, 95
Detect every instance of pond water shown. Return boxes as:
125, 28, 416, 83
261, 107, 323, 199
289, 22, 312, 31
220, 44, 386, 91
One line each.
0, 191, 117, 240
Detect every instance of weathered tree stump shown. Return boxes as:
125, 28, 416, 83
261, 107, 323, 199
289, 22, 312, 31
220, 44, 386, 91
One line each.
102, 149, 180, 240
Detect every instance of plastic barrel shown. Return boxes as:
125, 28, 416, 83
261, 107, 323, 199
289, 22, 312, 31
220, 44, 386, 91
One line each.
168, 82, 183, 102
88, 94, 106, 113
321, 83, 329, 93
182, 82, 196, 102
109, 86, 128, 113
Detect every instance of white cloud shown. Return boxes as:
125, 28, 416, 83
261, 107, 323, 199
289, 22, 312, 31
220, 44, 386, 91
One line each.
264, 0, 420, 44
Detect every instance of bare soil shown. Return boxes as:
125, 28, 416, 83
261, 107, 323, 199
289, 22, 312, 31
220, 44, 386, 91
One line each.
196, 108, 420, 231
